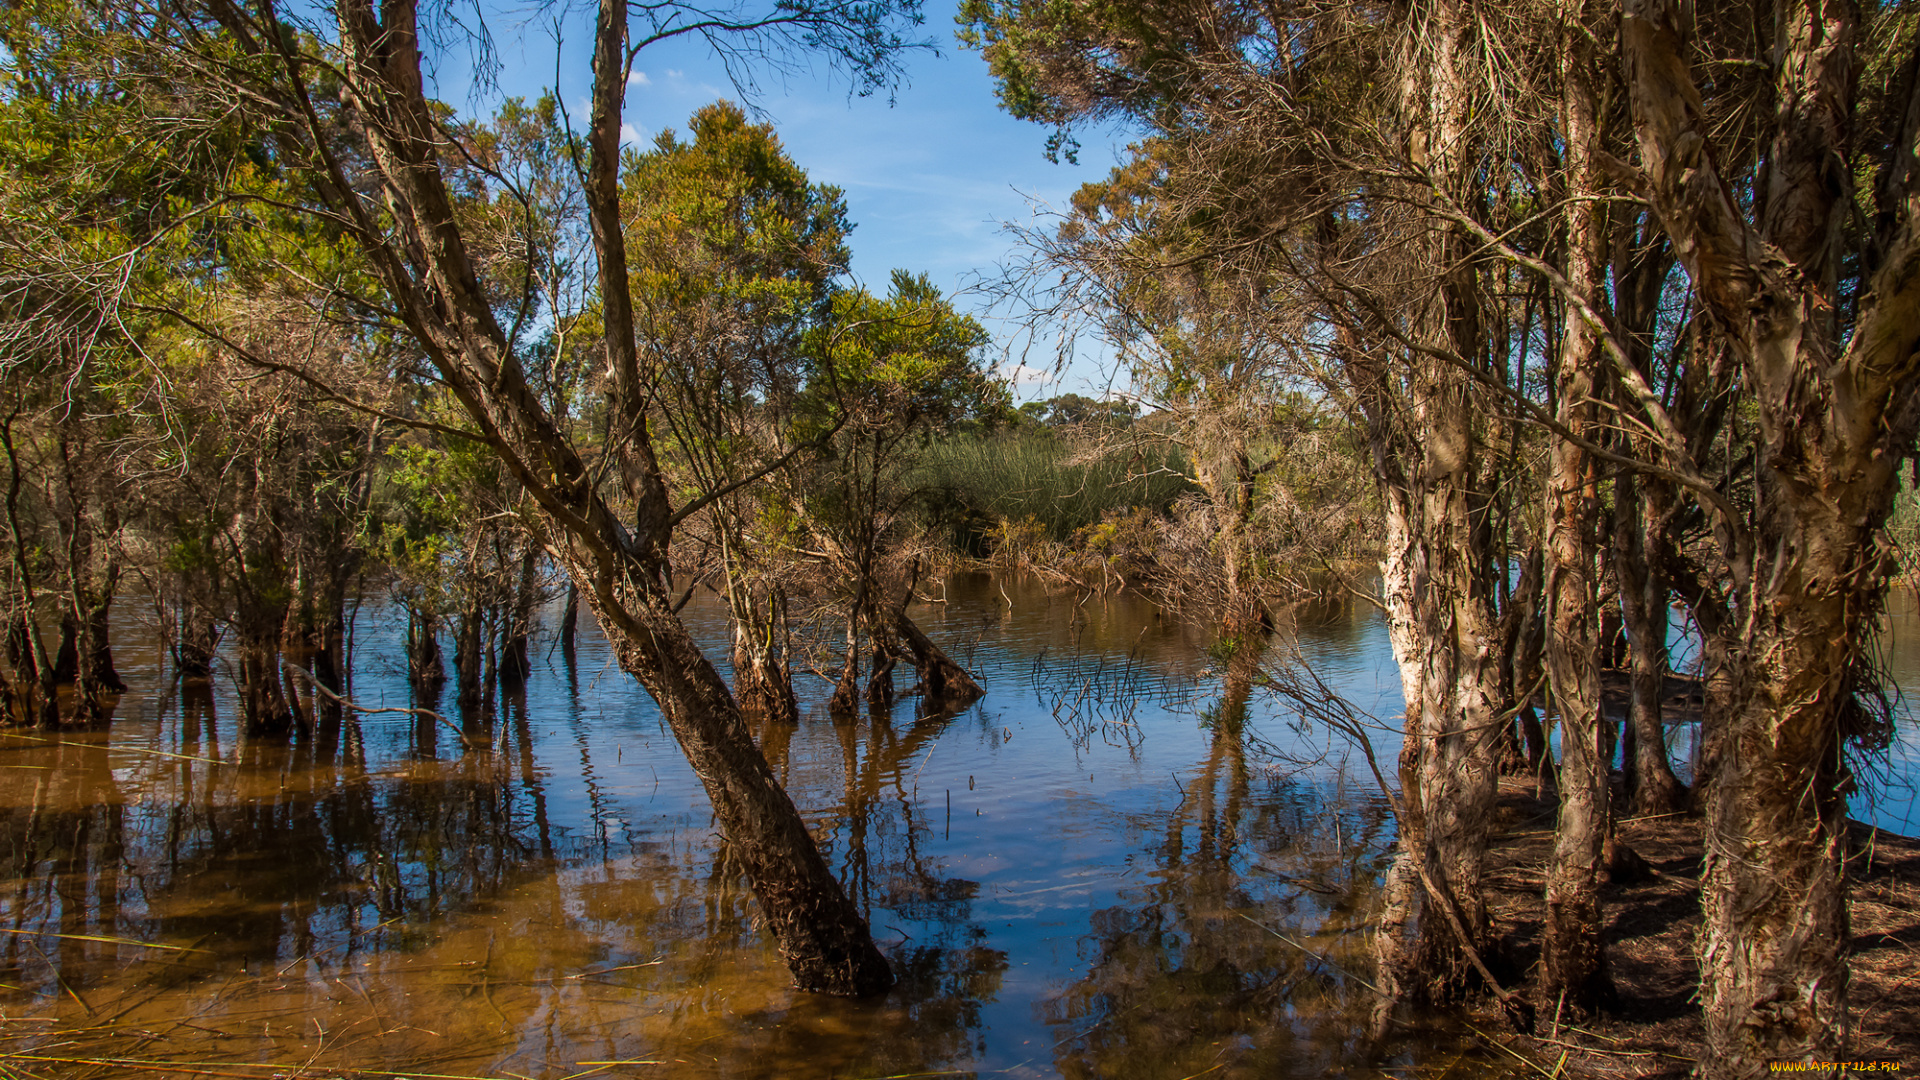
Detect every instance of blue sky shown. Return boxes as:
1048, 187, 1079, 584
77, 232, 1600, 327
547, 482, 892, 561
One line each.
433, 0, 1128, 399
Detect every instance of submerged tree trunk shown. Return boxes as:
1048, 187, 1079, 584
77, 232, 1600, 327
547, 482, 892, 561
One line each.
891, 608, 983, 714
237, 620, 296, 737
499, 541, 538, 685
828, 586, 863, 721
559, 582, 579, 656
405, 607, 444, 690
54, 426, 124, 722
731, 587, 799, 725
452, 601, 484, 714
864, 623, 896, 714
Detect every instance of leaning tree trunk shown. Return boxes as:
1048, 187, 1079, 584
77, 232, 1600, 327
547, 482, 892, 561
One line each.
890, 608, 984, 715
265, 0, 899, 996
566, 563, 894, 994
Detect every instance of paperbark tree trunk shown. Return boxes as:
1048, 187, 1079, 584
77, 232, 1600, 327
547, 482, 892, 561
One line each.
1622, 0, 1920, 1068
1370, 0, 1510, 1004
1613, 471, 1686, 816
1540, 13, 1609, 1007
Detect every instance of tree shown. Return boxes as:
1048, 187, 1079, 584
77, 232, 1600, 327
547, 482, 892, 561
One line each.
795, 270, 1000, 715
622, 100, 850, 724
44, 0, 933, 995
1618, 0, 1920, 1068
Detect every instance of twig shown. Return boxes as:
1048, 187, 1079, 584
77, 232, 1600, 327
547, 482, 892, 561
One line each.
0, 929, 204, 954
284, 665, 476, 750
1409, 859, 1536, 1032
1234, 913, 1384, 997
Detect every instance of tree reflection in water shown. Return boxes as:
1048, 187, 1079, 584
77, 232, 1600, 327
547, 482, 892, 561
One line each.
1043, 637, 1403, 1079
0, 582, 1502, 1078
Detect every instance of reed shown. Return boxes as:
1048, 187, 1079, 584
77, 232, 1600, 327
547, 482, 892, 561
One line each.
911, 432, 1192, 554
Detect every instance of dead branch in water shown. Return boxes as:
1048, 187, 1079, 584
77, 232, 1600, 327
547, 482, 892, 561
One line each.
284, 664, 476, 751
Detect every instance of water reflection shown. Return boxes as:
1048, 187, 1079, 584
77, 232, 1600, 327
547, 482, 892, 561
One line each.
26, 574, 1913, 1076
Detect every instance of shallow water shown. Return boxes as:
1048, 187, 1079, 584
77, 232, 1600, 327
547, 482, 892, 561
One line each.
0, 573, 1913, 1078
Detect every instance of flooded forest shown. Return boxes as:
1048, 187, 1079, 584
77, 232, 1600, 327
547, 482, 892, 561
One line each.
4, 0, 1920, 1076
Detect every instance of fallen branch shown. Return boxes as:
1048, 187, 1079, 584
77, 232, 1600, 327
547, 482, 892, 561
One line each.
284, 665, 476, 750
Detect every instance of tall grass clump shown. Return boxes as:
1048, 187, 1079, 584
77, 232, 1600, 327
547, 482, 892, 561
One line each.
1891, 472, 1920, 578
911, 431, 1193, 555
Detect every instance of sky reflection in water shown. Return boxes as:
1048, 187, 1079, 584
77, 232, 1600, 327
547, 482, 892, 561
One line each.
0, 573, 1913, 1078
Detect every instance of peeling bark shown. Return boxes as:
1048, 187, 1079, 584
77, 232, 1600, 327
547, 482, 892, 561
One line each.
1621, 0, 1920, 1068
1540, 8, 1611, 1010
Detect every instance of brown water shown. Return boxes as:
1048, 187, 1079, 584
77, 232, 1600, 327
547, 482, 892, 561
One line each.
0, 574, 1913, 1079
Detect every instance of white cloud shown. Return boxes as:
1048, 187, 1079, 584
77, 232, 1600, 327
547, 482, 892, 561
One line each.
627, 70, 652, 88
1001, 363, 1055, 386
620, 123, 643, 145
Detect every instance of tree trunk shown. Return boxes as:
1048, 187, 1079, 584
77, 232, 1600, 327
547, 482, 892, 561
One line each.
237, 622, 295, 737
1496, 548, 1544, 775
559, 582, 579, 656
1539, 14, 1610, 1011
1614, 472, 1686, 816
405, 607, 444, 690
891, 608, 983, 714
864, 628, 896, 713
732, 589, 799, 725
2, 415, 57, 725
499, 541, 538, 685
452, 602, 484, 714
827, 605, 861, 721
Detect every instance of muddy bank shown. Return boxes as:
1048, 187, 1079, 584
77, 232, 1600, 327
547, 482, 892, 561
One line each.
1471, 783, 1920, 1077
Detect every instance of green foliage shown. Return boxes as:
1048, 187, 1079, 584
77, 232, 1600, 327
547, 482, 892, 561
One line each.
802, 269, 1002, 436
622, 101, 853, 500
1017, 392, 1138, 427
373, 427, 508, 607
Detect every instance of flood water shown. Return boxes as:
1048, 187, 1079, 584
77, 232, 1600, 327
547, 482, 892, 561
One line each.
0, 573, 1915, 1079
